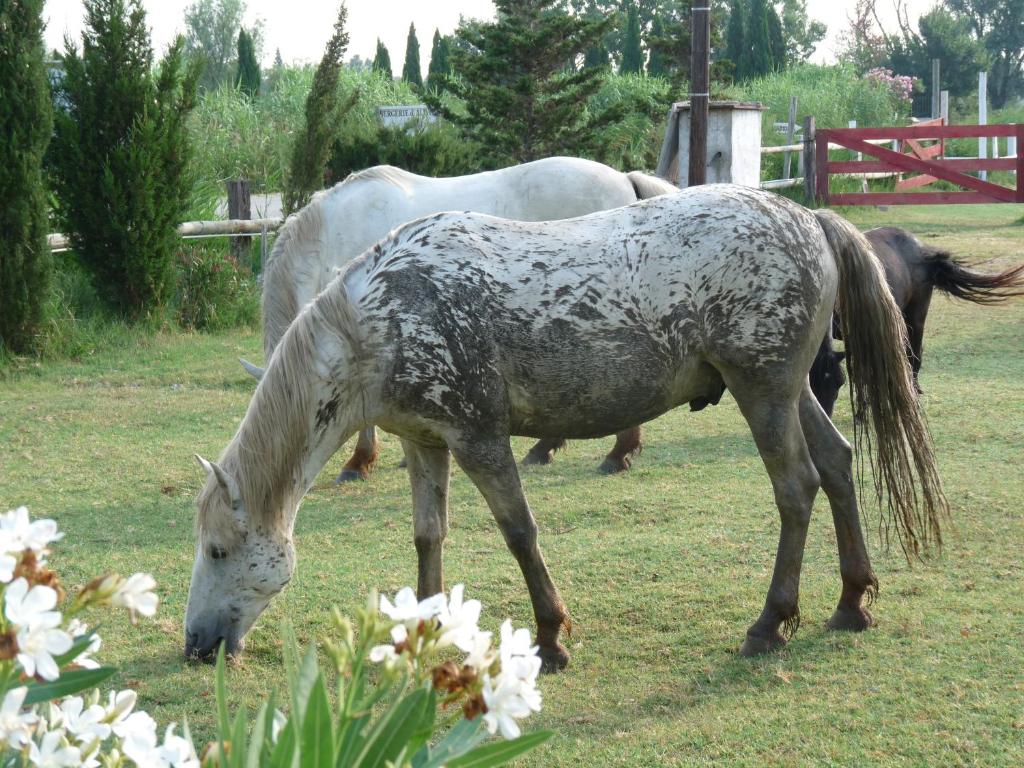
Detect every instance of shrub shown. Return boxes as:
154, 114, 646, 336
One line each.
584, 73, 672, 172
329, 121, 482, 179
0, 0, 53, 356
49, 0, 201, 320
174, 243, 259, 332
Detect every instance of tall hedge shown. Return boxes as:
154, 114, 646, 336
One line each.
50, 0, 200, 319
0, 0, 53, 355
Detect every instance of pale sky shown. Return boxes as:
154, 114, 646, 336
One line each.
42, 0, 940, 71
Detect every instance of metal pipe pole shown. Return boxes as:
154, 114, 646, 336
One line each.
688, 5, 711, 187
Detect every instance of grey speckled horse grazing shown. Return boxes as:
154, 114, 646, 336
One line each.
186, 185, 947, 671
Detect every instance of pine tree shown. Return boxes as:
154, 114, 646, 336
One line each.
283, 2, 358, 214
234, 27, 260, 97
619, 2, 643, 75
0, 0, 53, 354
426, 29, 451, 93
740, 0, 773, 79
372, 38, 392, 79
50, 0, 200, 319
646, 14, 668, 77
402, 22, 423, 89
423, 0, 615, 165
766, 3, 786, 72
724, 0, 746, 79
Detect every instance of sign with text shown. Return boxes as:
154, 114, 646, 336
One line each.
377, 105, 436, 128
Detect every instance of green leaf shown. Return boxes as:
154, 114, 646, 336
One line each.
352, 688, 432, 768
231, 706, 249, 768
292, 645, 321, 724
268, 719, 298, 768
299, 676, 334, 768
412, 716, 486, 768
22, 667, 116, 705
52, 631, 101, 668
446, 731, 553, 768
215, 646, 232, 766
245, 699, 270, 768
334, 713, 368, 768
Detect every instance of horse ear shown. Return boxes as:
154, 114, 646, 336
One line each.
194, 454, 242, 509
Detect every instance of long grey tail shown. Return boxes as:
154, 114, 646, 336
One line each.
627, 171, 679, 200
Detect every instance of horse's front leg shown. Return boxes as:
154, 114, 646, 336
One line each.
451, 434, 571, 672
402, 439, 451, 599
336, 426, 381, 483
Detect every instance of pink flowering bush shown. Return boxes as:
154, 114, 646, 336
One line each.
863, 68, 919, 105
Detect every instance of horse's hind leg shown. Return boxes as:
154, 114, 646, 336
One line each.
449, 434, 570, 672
904, 293, 932, 392
597, 426, 643, 474
728, 382, 821, 657
521, 437, 566, 466
336, 426, 381, 483
797, 387, 878, 631
402, 439, 451, 599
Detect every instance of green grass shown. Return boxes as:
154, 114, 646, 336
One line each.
1, 205, 1023, 766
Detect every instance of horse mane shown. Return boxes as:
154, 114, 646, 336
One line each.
345, 164, 417, 191
200, 277, 365, 540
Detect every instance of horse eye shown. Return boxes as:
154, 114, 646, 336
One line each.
209, 546, 228, 560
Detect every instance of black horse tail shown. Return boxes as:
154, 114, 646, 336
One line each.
814, 209, 948, 558
924, 248, 1024, 305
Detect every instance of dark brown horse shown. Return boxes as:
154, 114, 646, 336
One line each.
811, 227, 1024, 415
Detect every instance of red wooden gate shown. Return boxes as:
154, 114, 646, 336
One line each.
815, 123, 1024, 205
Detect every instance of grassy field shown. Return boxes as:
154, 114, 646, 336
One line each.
1, 203, 1022, 766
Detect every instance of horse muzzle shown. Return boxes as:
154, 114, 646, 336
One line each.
184, 619, 242, 662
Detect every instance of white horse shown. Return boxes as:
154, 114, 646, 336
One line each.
188, 185, 946, 670
244, 157, 678, 480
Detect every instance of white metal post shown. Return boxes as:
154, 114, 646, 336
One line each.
979, 72, 988, 181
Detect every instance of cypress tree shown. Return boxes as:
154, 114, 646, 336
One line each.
724, 0, 746, 79
619, 2, 643, 75
234, 27, 261, 97
283, 2, 357, 214
423, 0, 615, 165
646, 14, 668, 77
50, 0, 200, 319
740, 0, 773, 79
372, 37, 392, 79
0, 0, 53, 354
766, 3, 786, 72
426, 29, 451, 93
401, 22, 423, 89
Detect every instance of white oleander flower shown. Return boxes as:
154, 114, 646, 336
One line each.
497, 620, 538, 665
103, 690, 138, 727
0, 687, 38, 748
58, 696, 111, 743
66, 620, 102, 670
369, 623, 409, 663
0, 552, 16, 583
480, 670, 542, 740
5, 578, 61, 629
28, 730, 81, 767
157, 724, 200, 768
462, 630, 496, 672
110, 574, 158, 618
1, 507, 62, 555
13, 605, 73, 681
436, 584, 483, 652
112, 709, 157, 746
379, 587, 445, 623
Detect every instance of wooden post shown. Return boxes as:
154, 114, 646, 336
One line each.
802, 116, 817, 203
931, 59, 940, 119
783, 96, 797, 181
260, 221, 269, 277
978, 72, 988, 181
1015, 125, 1023, 203
940, 90, 949, 123
226, 179, 251, 263
688, 5, 711, 187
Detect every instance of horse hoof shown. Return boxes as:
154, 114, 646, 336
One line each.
335, 468, 368, 484
738, 631, 786, 657
827, 606, 874, 632
597, 456, 630, 474
521, 451, 554, 467
397, 457, 408, 469
538, 643, 570, 673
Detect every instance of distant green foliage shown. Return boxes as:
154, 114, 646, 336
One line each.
174, 242, 259, 331
402, 22, 423, 89
283, 2, 356, 215
0, 0, 53, 355
740, 0, 774, 79
372, 38, 393, 80
50, 0, 200, 320
183, 0, 260, 91
426, 29, 451, 93
329, 121, 481, 180
646, 15, 668, 78
424, 0, 615, 166
234, 27, 260, 98
585, 73, 672, 171
619, 2, 643, 75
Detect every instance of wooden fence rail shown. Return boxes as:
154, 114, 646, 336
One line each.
47, 217, 284, 253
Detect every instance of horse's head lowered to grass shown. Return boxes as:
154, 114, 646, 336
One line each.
184, 455, 296, 659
